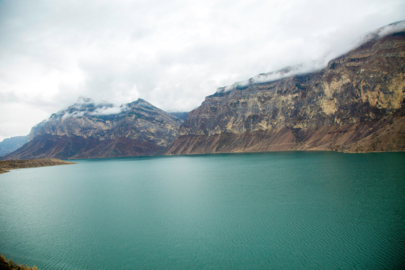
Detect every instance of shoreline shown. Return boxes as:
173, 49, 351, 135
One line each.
0, 255, 38, 270
0, 158, 76, 174
64, 148, 405, 161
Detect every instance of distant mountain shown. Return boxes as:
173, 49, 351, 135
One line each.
0, 135, 28, 157
166, 21, 405, 154
168, 112, 189, 121
3, 98, 182, 159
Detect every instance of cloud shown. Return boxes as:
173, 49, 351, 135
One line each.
377, 20, 405, 37
217, 60, 329, 93
217, 20, 405, 93
61, 111, 86, 120
56, 98, 130, 118
0, 0, 404, 140
90, 105, 129, 116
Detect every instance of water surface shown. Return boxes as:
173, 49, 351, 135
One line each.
0, 152, 404, 269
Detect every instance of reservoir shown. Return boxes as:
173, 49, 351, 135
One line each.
0, 152, 404, 269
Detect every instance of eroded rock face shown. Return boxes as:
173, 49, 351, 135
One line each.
4, 99, 182, 159
166, 29, 405, 154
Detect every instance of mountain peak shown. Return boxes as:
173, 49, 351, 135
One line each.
134, 98, 152, 105
8, 97, 183, 159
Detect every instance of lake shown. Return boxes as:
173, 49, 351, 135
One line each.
0, 152, 404, 269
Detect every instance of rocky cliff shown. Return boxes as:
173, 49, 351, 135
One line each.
3, 98, 182, 159
166, 23, 405, 154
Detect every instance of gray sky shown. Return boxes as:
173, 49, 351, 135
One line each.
0, 0, 404, 140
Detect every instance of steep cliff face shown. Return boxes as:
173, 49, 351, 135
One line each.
4, 98, 182, 159
166, 26, 405, 154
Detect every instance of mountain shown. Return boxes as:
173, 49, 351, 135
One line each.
3, 98, 182, 159
0, 135, 28, 157
166, 22, 405, 155
168, 112, 189, 121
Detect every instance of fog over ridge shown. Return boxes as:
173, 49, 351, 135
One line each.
217, 20, 405, 94
54, 97, 132, 119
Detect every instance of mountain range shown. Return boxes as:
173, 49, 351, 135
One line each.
0, 136, 28, 157
2, 21, 405, 159
3, 98, 182, 159
166, 22, 405, 154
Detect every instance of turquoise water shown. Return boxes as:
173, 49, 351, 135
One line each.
0, 152, 404, 269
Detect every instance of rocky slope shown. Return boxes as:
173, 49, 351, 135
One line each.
3, 98, 182, 159
166, 22, 405, 154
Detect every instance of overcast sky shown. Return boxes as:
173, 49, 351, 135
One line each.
0, 0, 404, 140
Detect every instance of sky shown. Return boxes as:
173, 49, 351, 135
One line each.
0, 0, 404, 141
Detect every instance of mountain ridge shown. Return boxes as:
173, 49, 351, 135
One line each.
3, 98, 182, 159
0, 135, 28, 157
165, 26, 405, 155
216, 20, 405, 94
3, 22, 405, 160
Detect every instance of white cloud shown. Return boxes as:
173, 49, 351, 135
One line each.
377, 20, 405, 37
61, 111, 86, 120
217, 20, 405, 93
0, 0, 404, 140
90, 105, 129, 116
55, 98, 130, 118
